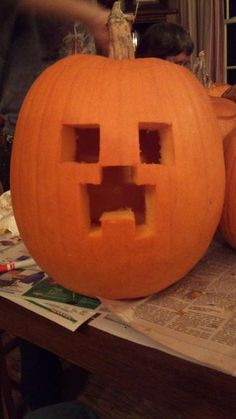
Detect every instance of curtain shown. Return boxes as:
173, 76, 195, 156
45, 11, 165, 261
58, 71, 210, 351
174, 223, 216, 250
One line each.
178, 0, 225, 83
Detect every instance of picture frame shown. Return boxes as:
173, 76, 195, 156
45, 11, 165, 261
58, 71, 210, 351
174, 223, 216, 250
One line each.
122, 0, 169, 13
133, 0, 169, 7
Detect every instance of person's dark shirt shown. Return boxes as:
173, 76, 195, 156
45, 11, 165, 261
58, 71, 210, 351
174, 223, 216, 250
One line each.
0, 0, 73, 135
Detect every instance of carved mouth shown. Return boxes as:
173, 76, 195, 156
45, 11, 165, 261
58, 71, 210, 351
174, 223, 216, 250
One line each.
87, 166, 146, 227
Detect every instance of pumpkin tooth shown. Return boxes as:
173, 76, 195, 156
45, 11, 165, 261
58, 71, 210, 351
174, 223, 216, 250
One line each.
100, 209, 135, 237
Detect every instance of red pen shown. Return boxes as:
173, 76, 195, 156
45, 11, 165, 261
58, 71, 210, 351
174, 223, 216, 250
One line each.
0, 258, 36, 272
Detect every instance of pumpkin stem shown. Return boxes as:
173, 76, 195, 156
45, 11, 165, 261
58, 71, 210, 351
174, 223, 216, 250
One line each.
192, 50, 214, 88
108, 1, 135, 60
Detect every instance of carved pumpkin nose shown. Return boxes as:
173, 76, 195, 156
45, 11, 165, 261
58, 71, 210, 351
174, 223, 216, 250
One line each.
87, 166, 146, 229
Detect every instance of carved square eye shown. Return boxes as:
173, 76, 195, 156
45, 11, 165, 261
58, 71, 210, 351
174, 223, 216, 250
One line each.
139, 123, 174, 165
139, 128, 161, 163
62, 125, 100, 163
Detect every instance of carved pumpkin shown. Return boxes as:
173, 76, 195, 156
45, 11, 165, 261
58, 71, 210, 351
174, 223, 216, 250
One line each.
11, 55, 225, 299
219, 128, 236, 249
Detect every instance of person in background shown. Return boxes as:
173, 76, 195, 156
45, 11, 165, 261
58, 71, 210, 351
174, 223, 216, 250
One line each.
0, 0, 113, 415
0, 0, 110, 192
135, 21, 194, 66
1, 1, 134, 416
135, 21, 236, 102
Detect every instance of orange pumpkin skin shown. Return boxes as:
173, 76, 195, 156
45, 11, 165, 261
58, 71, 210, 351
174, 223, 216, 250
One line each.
206, 83, 230, 98
210, 97, 236, 139
11, 55, 225, 299
219, 128, 236, 249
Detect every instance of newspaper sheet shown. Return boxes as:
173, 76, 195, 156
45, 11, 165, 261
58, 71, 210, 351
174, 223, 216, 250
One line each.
0, 234, 106, 331
102, 240, 236, 376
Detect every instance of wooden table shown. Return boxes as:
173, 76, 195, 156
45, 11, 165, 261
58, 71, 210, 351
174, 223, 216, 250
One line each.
0, 296, 235, 419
